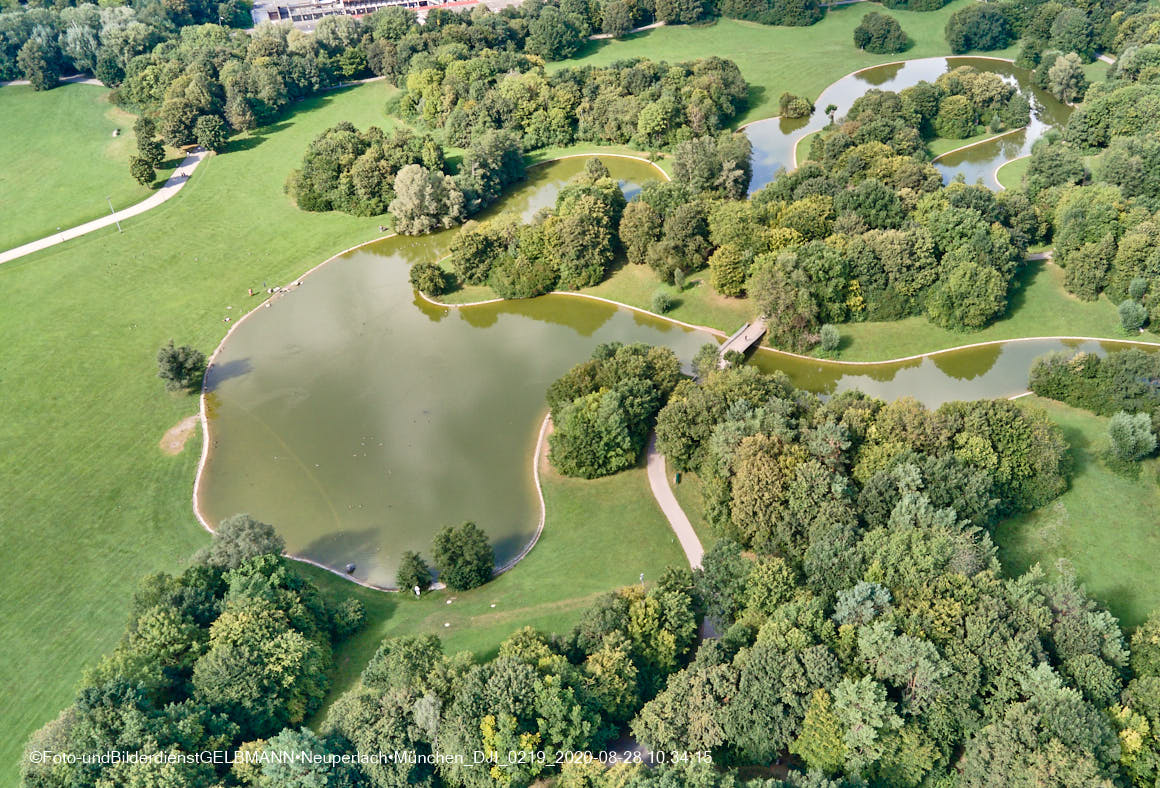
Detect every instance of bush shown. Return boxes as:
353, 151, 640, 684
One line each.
395, 550, 432, 592
1108, 410, 1156, 461
853, 12, 909, 54
819, 324, 840, 351
1120, 299, 1148, 332
157, 340, 206, 392
651, 291, 676, 313
779, 92, 815, 119
432, 522, 494, 591
409, 262, 451, 296
330, 598, 366, 640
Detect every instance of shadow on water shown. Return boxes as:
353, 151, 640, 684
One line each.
203, 357, 252, 391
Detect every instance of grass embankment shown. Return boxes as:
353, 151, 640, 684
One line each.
551, 0, 1018, 125
309, 458, 686, 722
669, 471, 717, 551
996, 155, 1031, 190
0, 83, 180, 250
995, 397, 1160, 628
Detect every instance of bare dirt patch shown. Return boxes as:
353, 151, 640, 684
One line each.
160, 414, 199, 455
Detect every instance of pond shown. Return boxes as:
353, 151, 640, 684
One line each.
199, 146, 1119, 588
744, 57, 1071, 191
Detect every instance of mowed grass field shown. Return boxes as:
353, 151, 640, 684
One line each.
996, 154, 1032, 190
551, 0, 1019, 125
0, 83, 396, 776
996, 397, 1160, 628
0, 84, 179, 250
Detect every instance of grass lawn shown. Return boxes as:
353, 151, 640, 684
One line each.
996, 154, 1031, 190
551, 0, 1018, 125
995, 397, 1160, 628
0, 83, 180, 251
669, 470, 718, 551
308, 457, 687, 723
928, 127, 1012, 158
0, 82, 403, 776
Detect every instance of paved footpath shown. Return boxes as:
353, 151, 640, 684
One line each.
646, 434, 704, 569
0, 147, 208, 265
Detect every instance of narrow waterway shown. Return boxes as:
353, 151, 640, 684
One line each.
744, 57, 1070, 191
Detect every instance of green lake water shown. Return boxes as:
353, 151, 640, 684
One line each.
201, 147, 1137, 588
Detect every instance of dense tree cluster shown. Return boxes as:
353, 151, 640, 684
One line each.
287, 123, 446, 215
440, 157, 626, 296
399, 53, 747, 152
288, 124, 525, 231
716, 0, 822, 27
1029, 349, 1160, 426
853, 12, 909, 54
630, 69, 1036, 351
21, 515, 364, 787
547, 341, 682, 477
323, 574, 700, 787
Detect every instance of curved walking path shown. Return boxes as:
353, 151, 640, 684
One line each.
646, 434, 703, 569
0, 147, 209, 265
0, 74, 103, 88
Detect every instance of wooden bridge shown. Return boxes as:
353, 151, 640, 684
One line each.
718, 319, 767, 368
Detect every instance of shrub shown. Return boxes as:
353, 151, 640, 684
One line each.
396, 550, 432, 592
432, 522, 494, 591
1108, 410, 1156, 461
1120, 299, 1148, 332
330, 598, 366, 640
819, 324, 840, 351
157, 340, 206, 392
409, 262, 451, 296
779, 92, 815, 119
651, 291, 676, 313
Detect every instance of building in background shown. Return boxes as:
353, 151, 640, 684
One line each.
251, 0, 484, 27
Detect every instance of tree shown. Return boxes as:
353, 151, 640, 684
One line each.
388, 164, 466, 235
709, 244, 747, 297
525, 7, 583, 61
549, 390, 637, 478
409, 261, 451, 296
156, 340, 205, 391
945, 4, 1013, 54
651, 290, 675, 313
791, 689, 847, 775
159, 98, 200, 147
1132, 610, 1160, 677
934, 94, 975, 139
17, 37, 59, 91
602, 0, 633, 36
194, 114, 228, 152
130, 156, 156, 186
195, 514, 284, 569
853, 12, 908, 54
432, 521, 494, 591
396, 550, 432, 592
619, 201, 662, 265
1108, 411, 1156, 461
1047, 52, 1088, 103
925, 261, 1008, 329
1120, 299, 1147, 332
